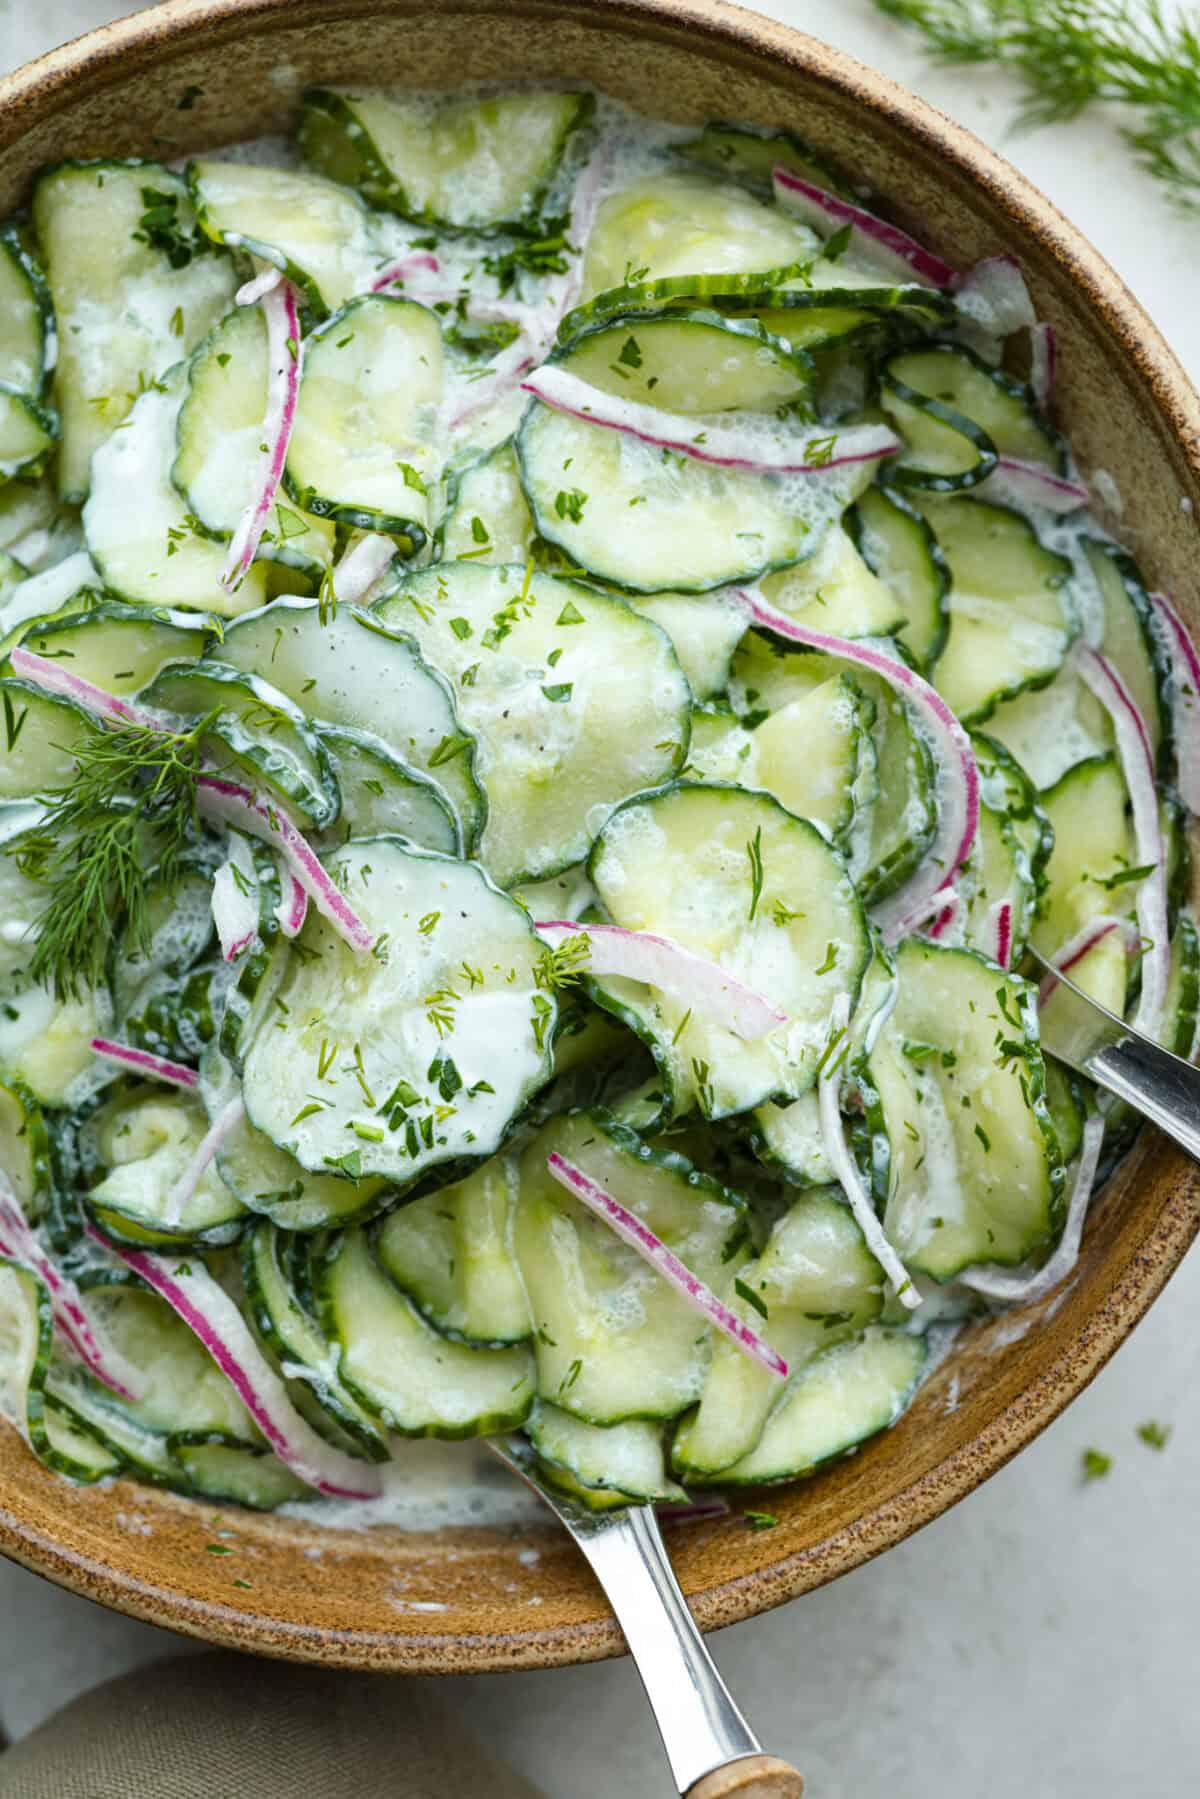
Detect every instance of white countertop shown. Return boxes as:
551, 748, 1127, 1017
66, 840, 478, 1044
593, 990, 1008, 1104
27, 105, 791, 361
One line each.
1, 4, 1198, 1792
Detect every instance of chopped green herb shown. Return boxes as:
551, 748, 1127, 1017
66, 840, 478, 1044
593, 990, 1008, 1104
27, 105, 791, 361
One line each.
1137, 1420, 1171, 1450
1081, 1447, 1112, 1483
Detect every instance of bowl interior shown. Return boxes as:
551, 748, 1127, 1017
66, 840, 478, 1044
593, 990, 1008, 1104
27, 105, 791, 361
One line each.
1, 0, 1199, 1672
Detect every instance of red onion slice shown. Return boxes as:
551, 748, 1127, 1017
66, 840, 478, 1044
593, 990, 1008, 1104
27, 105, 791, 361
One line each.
89, 1038, 198, 1091
1076, 648, 1169, 1037
732, 589, 980, 943
980, 457, 1088, 515
533, 920, 785, 1041
953, 256, 1036, 336
1029, 322, 1057, 415
236, 266, 283, 307
369, 250, 441, 292
773, 165, 956, 289
522, 366, 899, 474
331, 533, 396, 607
818, 993, 919, 1310
83, 1224, 382, 1499
161, 1097, 246, 1227
546, 1152, 787, 1378
988, 899, 1014, 970
222, 279, 303, 593
196, 776, 374, 955
0, 1189, 144, 1401
9, 647, 163, 732
961, 1112, 1105, 1305
1150, 590, 1200, 812
212, 853, 260, 963
1036, 916, 1138, 1007
275, 865, 309, 939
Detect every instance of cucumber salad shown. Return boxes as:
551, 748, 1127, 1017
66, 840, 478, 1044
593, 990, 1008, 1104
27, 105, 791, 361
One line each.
0, 86, 1193, 1519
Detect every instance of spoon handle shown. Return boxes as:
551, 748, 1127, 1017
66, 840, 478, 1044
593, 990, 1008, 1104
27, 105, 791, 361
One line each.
576, 1505, 803, 1796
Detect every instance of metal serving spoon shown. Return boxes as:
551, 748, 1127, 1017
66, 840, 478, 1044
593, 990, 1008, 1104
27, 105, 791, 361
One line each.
1030, 946, 1200, 1159
488, 1436, 804, 1798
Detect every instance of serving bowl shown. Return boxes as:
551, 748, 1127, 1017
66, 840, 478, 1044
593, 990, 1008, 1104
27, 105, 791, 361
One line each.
1, 0, 1198, 1674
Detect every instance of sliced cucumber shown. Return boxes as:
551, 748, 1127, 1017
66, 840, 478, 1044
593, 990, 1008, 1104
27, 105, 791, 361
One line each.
750, 1089, 834, 1187
375, 562, 690, 886
39, 1395, 124, 1483
317, 1225, 534, 1437
589, 783, 870, 1119
375, 1153, 531, 1345
139, 659, 340, 832
16, 602, 206, 698
1082, 538, 1170, 773
78, 1280, 259, 1444
0, 221, 52, 399
883, 343, 1060, 490
85, 1087, 248, 1247
527, 1401, 684, 1502
216, 1104, 390, 1232
693, 1326, 925, 1485
848, 484, 949, 670
859, 938, 1064, 1279
0, 1254, 51, 1447
677, 122, 847, 197
516, 401, 874, 593
555, 309, 812, 413
172, 304, 336, 579
922, 496, 1074, 723
757, 520, 907, 640
1032, 754, 1133, 1015
672, 1189, 883, 1477
170, 1438, 311, 1507
188, 160, 375, 318
0, 984, 108, 1107
301, 88, 592, 232
438, 441, 533, 564
33, 161, 236, 501
84, 362, 270, 617
0, 679, 93, 801
315, 724, 460, 856
625, 589, 745, 702
984, 659, 1112, 791
513, 1111, 746, 1423
213, 598, 486, 851
286, 296, 442, 547
241, 838, 554, 1186
0, 386, 56, 482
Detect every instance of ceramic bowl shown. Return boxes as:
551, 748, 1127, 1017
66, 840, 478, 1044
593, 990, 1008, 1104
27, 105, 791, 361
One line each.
1, 0, 1198, 1673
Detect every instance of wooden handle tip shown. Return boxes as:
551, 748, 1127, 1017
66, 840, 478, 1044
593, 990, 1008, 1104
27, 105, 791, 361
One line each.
686, 1752, 804, 1798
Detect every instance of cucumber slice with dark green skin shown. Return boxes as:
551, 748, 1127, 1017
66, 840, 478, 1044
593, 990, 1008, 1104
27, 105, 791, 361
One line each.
300, 88, 594, 233
0, 1258, 124, 1483
686, 1326, 925, 1486
39, 1394, 124, 1483
241, 838, 554, 1187
168, 1437, 312, 1507
108, 854, 218, 1026
216, 1101, 392, 1233
554, 308, 814, 414
84, 1087, 248, 1248
983, 659, 1113, 791
15, 602, 207, 699
749, 1089, 834, 1188
241, 1218, 388, 1459
880, 371, 998, 492
1032, 753, 1133, 1016
172, 304, 336, 582
857, 939, 1064, 1281
588, 783, 871, 1120
374, 1154, 531, 1346
0, 476, 55, 555
212, 598, 486, 853
315, 724, 461, 857
45, 1361, 176, 1483
213, 851, 291, 1071
922, 496, 1075, 724
672, 1188, 884, 1478
513, 1110, 748, 1424
676, 121, 849, 198
527, 1401, 685, 1502
1164, 912, 1200, 1059
316, 1225, 535, 1438
516, 399, 876, 594
886, 342, 1062, 476
972, 731, 1054, 900
0, 1080, 53, 1220
375, 563, 690, 887
33, 160, 237, 501
0, 384, 56, 482
0, 980, 108, 1109
0, 220, 54, 400
758, 519, 907, 640
140, 659, 341, 832
0, 678, 93, 801
285, 296, 441, 547
187, 160, 376, 320
848, 483, 949, 670
438, 441, 534, 566
624, 590, 746, 702
1081, 538, 1171, 776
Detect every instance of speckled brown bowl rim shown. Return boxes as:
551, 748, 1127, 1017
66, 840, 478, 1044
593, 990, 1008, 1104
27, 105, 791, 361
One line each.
0, 0, 1198, 1673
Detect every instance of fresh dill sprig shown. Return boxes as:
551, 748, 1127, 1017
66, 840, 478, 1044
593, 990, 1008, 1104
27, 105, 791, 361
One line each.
534, 931, 592, 991
12, 714, 213, 1001
874, 0, 1200, 208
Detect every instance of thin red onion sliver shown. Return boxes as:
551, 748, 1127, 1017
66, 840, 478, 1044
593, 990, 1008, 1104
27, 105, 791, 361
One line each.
980, 457, 1088, 515
236, 266, 283, 306
1076, 647, 1169, 1037
533, 920, 785, 1041
196, 776, 374, 954
732, 589, 980, 942
1029, 322, 1057, 415
953, 256, 1036, 336
9, 647, 162, 732
773, 165, 956, 289
162, 1097, 246, 1227
926, 889, 963, 943
1150, 590, 1200, 812
369, 250, 440, 292
84, 1224, 382, 1499
818, 993, 919, 1309
961, 1112, 1105, 1304
1036, 916, 1137, 1008
90, 1038, 198, 1090
275, 864, 309, 939
212, 856, 259, 963
546, 1153, 787, 1378
989, 900, 1013, 971
0, 1188, 144, 1401
522, 365, 899, 475
222, 279, 302, 592
332, 533, 396, 607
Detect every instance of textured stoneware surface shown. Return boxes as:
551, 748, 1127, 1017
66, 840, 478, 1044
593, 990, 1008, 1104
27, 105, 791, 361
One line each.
0, 0, 1198, 1675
